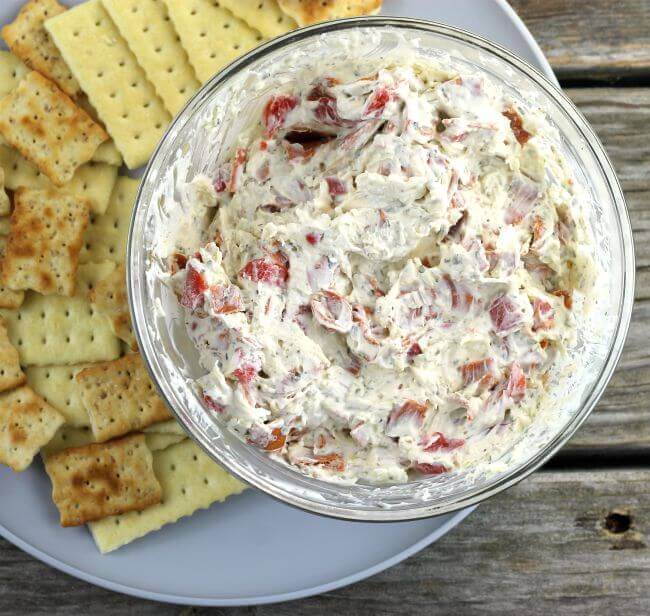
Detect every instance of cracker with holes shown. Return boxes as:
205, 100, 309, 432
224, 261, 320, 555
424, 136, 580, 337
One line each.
80, 176, 138, 264
162, 0, 261, 83
2, 187, 89, 296
90, 440, 245, 553
218, 0, 296, 38
26, 364, 89, 427
0, 144, 117, 215
0, 385, 64, 471
91, 140, 122, 166
0, 72, 108, 186
77, 353, 172, 442
45, 0, 171, 168
0, 317, 25, 393
44, 433, 162, 526
0, 235, 24, 309
277, 0, 381, 25
102, 0, 200, 116
89, 263, 136, 350
1, 0, 80, 98
0, 261, 120, 366
0, 50, 29, 98
0, 167, 9, 217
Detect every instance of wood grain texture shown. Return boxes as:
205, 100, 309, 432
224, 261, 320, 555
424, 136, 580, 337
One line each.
510, 0, 650, 81
0, 469, 648, 614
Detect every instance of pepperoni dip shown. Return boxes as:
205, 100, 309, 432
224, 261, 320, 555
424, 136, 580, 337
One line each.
167, 59, 595, 484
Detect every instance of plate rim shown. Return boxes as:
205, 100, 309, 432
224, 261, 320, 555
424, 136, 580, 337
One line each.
0, 0, 555, 606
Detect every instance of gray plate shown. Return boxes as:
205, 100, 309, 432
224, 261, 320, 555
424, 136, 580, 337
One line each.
0, 0, 555, 606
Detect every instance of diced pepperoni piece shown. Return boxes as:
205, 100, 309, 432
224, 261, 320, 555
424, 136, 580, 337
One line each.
348, 355, 362, 376
413, 462, 449, 476
264, 428, 286, 452
442, 274, 474, 312
364, 86, 391, 117
232, 364, 258, 386
503, 108, 532, 145
532, 298, 554, 331
170, 251, 188, 274
553, 289, 573, 309
460, 358, 495, 386
239, 255, 289, 287
209, 284, 243, 314
325, 176, 347, 195
310, 453, 345, 472
310, 290, 353, 333
407, 342, 422, 361
213, 164, 231, 193
387, 400, 428, 431
180, 265, 207, 311
505, 177, 538, 224
262, 94, 298, 137
423, 433, 465, 453
506, 362, 526, 402
305, 232, 323, 245
489, 294, 523, 335
203, 394, 225, 413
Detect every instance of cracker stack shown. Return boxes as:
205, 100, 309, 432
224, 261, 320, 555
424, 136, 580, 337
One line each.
0, 0, 382, 553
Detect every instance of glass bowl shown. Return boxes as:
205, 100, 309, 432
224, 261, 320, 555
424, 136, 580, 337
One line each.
128, 17, 634, 521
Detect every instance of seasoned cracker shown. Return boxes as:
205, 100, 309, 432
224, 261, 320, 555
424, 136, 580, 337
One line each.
1, 0, 80, 98
80, 176, 138, 264
90, 439, 246, 553
44, 433, 162, 526
2, 187, 89, 296
218, 0, 296, 38
277, 0, 381, 25
0, 235, 24, 309
102, 0, 200, 116
0, 51, 29, 98
0, 317, 25, 393
45, 0, 171, 168
0, 71, 108, 186
0, 261, 120, 366
89, 263, 136, 350
26, 364, 89, 427
0, 385, 64, 471
162, 0, 261, 83
77, 353, 172, 442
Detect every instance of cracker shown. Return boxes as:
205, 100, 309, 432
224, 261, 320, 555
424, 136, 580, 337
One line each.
0, 167, 9, 217
0, 236, 24, 309
80, 176, 138, 264
144, 419, 186, 436
0, 318, 25, 393
0, 385, 64, 471
91, 140, 122, 166
77, 353, 172, 442
144, 431, 186, 452
277, 0, 381, 25
0, 218, 10, 236
44, 433, 162, 526
0, 51, 29, 98
45, 1, 171, 169
26, 364, 89, 427
1, 0, 81, 98
162, 0, 262, 83
0, 71, 108, 186
0, 261, 121, 366
0, 145, 117, 215
218, 0, 296, 38
2, 187, 89, 296
102, 0, 200, 116
88, 262, 136, 350
90, 439, 246, 553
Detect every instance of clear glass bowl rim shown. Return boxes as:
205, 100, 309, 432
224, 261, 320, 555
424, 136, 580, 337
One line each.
128, 16, 635, 521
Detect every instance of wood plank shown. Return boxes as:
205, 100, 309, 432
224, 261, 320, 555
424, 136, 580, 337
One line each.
511, 0, 650, 81
0, 469, 647, 614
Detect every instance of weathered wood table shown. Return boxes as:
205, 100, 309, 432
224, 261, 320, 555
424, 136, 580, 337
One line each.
1, 1, 648, 613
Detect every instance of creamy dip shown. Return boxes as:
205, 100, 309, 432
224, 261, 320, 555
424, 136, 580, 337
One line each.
167, 57, 594, 484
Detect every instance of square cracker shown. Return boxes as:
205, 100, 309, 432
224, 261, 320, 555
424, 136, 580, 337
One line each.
0, 145, 117, 215
0, 71, 108, 186
44, 433, 162, 526
0, 167, 9, 217
277, 0, 382, 25
144, 419, 186, 436
102, 0, 200, 116
45, 1, 171, 169
80, 176, 139, 264
0, 385, 64, 471
0, 236, 24, 309
0, 261, 121, 366
0, 318, 25, 393
91, 140, 122, 166
90, 439, 246, 553
162, 0, 262, 83
218, 0, 296, 38
1, 0, 81, 98
26, 364, 89, 427
2, 187, 89, 296
0, 51, 29, 98
77, 353, 172, 442
89, 263, 136, 350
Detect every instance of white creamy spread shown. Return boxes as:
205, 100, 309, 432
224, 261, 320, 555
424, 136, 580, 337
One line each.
166, 56, 595, 484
